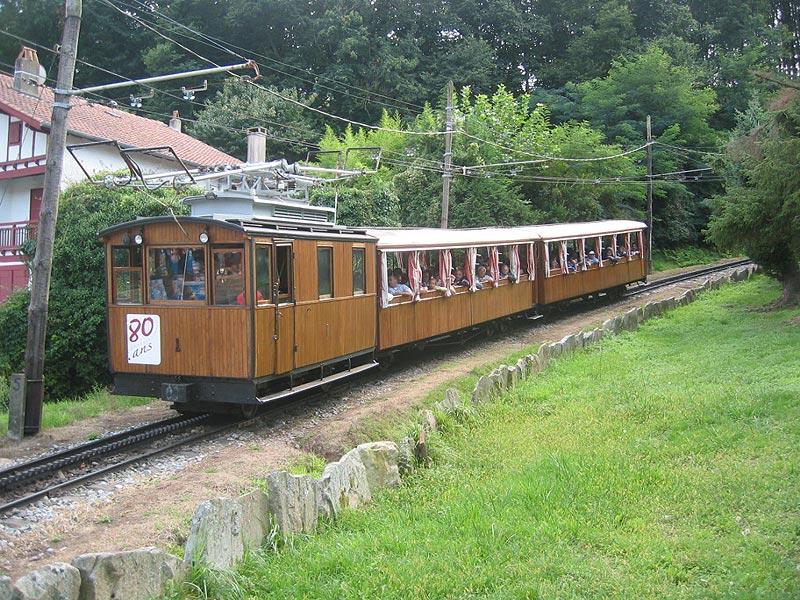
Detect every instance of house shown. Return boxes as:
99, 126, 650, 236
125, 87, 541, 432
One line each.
0, 47, 241, 302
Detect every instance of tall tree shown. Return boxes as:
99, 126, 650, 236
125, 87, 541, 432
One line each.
707, 88, 800, 305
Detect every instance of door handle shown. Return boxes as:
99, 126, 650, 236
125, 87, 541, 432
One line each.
274, 310, 281, 341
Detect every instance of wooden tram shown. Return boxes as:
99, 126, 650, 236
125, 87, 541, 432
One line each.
100, 210, 646, 414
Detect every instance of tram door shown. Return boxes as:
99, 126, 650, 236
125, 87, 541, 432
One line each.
273, 242, 296, 374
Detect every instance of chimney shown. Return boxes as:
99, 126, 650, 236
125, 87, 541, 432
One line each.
169, 110, 182, 132
247, 127, 267, 164
13, 46, 46, 96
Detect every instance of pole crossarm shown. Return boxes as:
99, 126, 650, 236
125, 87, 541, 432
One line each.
67, 60, 259, 96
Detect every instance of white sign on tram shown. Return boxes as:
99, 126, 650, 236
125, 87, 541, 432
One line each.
126, 314, 161, 365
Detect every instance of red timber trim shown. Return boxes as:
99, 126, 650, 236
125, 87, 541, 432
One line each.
0, 101, 45, 130
0, 163, 46, 180
0, 220, 34, 251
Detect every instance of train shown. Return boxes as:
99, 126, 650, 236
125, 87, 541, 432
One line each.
100, 199, 646, 415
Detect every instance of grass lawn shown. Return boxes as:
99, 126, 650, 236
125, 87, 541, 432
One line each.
0, 388, 154, 437
651, 246, 731, 272
178, 277, 800, 599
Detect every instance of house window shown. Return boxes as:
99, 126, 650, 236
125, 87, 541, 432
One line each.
318, 246, 333, 298
8, 122, 22, 146
147, 247, 206, 302
352, 247, 366, 294
212, 247, 245, 305
112, 246, 143, 304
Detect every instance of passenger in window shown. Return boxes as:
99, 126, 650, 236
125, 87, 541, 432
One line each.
477, 265, 494, 285
499, 263, 517, 282
568, 257, 581, 273
388, 274, 413, 298
586, 251, 599, 266
452, 267, 470, 288
550, 257, 560, 271
392, 267, 409, 285
605, 247, 619, 264
427, 275, 447, 292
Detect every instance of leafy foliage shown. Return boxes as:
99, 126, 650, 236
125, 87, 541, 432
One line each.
0, 184, 188, 400
707, 89, 800, 304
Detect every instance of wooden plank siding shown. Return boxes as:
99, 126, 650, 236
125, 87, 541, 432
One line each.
108, 305, 250, 378
538, 257, 645, 304
377, 278, 535, 351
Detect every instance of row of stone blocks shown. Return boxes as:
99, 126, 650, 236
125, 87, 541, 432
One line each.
0, 265, 755, 600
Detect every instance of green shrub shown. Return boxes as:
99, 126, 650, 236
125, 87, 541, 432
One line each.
0, 183, 188, 401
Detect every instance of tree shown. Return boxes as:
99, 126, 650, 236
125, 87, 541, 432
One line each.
189, 79, 320, 161
707, 88, 800, 305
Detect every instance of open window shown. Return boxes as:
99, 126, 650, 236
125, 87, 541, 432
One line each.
317, 246, 333, 299
148, 247, 206, 302
212, 247, 245, 305
275, 244, 293, 303
352, 247, 366, 295
255, 245, 272, 303
111, 246, 143, 304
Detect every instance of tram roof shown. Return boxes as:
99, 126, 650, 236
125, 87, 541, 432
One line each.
365, 220, 645, 251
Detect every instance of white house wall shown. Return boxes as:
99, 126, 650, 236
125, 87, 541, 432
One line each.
0, 112, 44, 163
0, 174, 43, 222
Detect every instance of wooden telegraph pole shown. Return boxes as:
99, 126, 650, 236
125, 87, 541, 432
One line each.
22, 0, 82, 435
646, 115, 653, 275
440, 80, 454, 229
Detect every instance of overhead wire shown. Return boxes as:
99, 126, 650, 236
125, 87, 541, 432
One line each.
97, 0, 447, 137
117, 0, 426, 111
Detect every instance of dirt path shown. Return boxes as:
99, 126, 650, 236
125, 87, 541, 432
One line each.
0, 260, 743, 578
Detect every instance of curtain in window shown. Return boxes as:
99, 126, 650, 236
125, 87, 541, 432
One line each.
489, 246, 500, 287
407, 251, 422, 301
579, 238, 586, 269
638, 230, 645, 259
527, 243, 536, 280
559, 241, 569, 275
625, 233, 631, 260
380, 252, 391, 307
439, 249, 454, 296
509, 244, 520, 284
544, 243, 551, 277
465, 247, 477, 292
611, 235, 617, 257
596, 237, 604, 267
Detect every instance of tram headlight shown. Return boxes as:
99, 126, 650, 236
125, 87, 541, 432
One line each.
133, 232, 144, 245
199, 228, 209, 244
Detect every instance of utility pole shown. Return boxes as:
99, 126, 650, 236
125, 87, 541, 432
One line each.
22, 0, 82, 435
440, 80, 454, 229
646, 115, 653, 275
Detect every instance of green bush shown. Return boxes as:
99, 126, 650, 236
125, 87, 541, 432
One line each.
0, 183, 188, 401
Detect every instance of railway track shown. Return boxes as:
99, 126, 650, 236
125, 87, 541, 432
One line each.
0, 258, 752, 517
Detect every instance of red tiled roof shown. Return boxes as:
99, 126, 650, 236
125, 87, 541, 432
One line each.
0, 73, 240, 167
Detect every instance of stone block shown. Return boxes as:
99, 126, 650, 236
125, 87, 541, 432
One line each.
471, 376, 493, 404
434, 388, 462, 413
265, 471, 321, 536
548, 342, 562, 359
184, 497, 244, 570
353, 441, 401, 493
14, 563, 80, 600
515, 357, 529, 381
318, 450, 371, 518
72, 548, 185, 600
396, 436, 416, 476
0, 577, 20, 600
419, 409, 437, 433
237, 490, 269, 550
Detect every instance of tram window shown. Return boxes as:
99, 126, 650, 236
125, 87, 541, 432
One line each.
276, 245, 293, 303
318, 246, 333, 298
213, 248, 245, 305
148, 247, 205, 302
547, 242, 561, 276
352, 247, 366, 294
112, 246, 143, 304
255, 245, 272, 303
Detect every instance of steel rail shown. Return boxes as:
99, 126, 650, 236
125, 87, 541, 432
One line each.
625, 259, 752, 297
0, 413, 210, 492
